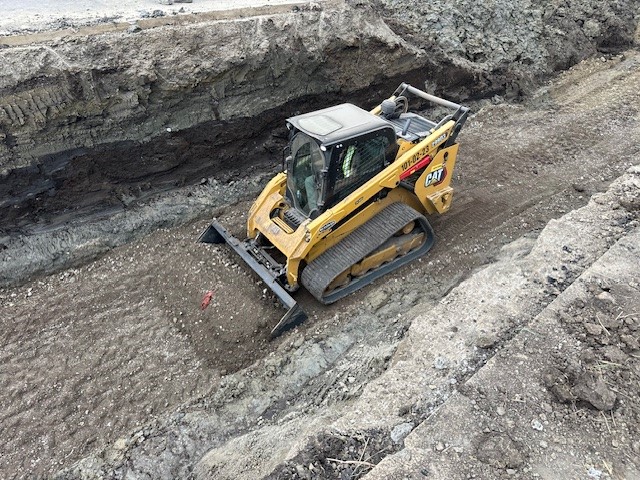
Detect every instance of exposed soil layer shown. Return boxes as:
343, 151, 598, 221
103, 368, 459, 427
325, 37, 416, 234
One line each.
2, 48, 639, 478
0, 79, 425, 239
0, 0, 637, 274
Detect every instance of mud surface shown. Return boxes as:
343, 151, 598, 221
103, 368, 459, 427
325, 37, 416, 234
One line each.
2, 47, 640, 478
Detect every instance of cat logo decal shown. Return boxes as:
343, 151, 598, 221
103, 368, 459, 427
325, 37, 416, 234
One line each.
425, 166, 446, 187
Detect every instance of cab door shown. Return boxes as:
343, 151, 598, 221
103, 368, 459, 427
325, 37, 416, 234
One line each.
325, 130, 395, 209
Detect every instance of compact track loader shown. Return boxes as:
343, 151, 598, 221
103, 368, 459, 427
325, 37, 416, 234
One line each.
200, 83, 468, 337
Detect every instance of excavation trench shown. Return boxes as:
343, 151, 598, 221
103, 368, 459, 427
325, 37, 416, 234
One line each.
1, 0, 636, 284
1, 1, 639, 479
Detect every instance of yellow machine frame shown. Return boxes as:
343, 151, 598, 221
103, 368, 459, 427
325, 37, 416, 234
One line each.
247, 110, 461, 289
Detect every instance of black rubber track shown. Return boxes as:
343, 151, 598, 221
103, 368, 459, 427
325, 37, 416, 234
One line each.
301, 202, 435, 304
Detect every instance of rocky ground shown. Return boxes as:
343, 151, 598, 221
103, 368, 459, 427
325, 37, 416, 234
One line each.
1, 1, 639, 480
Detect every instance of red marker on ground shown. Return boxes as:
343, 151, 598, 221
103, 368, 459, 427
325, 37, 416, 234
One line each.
200, 290, 215, 310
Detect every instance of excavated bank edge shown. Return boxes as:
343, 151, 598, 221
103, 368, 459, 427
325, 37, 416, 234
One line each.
330, 165, 639, 432
0, 1, 424, 172
366, 223, 640, 479
1, 0, 636, 173
55, 166, 639, 479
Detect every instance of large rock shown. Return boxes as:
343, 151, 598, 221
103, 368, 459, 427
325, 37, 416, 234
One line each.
572, 373, 617, 411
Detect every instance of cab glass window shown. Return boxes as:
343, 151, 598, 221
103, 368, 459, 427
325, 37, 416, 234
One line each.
288, 132, 325, 216
327, 134, 390, 207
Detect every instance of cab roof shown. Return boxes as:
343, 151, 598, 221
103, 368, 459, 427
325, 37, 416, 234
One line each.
286, 103, 393, 145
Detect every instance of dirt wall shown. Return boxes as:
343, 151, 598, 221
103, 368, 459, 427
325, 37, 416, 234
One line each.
377, 0, 639, 97
1, 0, 637, 245
0, 2, 422, 208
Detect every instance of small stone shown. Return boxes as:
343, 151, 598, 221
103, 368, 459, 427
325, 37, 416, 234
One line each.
587, 467, 603, 479
433, 356, 448, 370
539, 440, 548, 449
475, 332, 499, 349
572, 374, 617, 411
506, 469, 517, 475
596, 291, 616, 304
113, 438, 127, 451
391, 423, 414, 445
585, 323, 602, 336
435, 441, 445, 451
531, 419, 544, 431
496, 406, 506, 416
127, 24, 141, 33
621, 334, 639, 350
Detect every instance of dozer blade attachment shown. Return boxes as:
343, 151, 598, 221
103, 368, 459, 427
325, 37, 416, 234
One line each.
198, 223, 226, 244
198, 219, 307, 338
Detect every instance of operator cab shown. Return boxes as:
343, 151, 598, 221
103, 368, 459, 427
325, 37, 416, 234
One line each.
285, 103, 398, 220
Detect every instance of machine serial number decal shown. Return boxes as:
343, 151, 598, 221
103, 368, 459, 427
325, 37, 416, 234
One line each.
425, 166, 445, 187
319, 221, 336, 233
431, 133, 447, 148
401, 153, 428, 172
